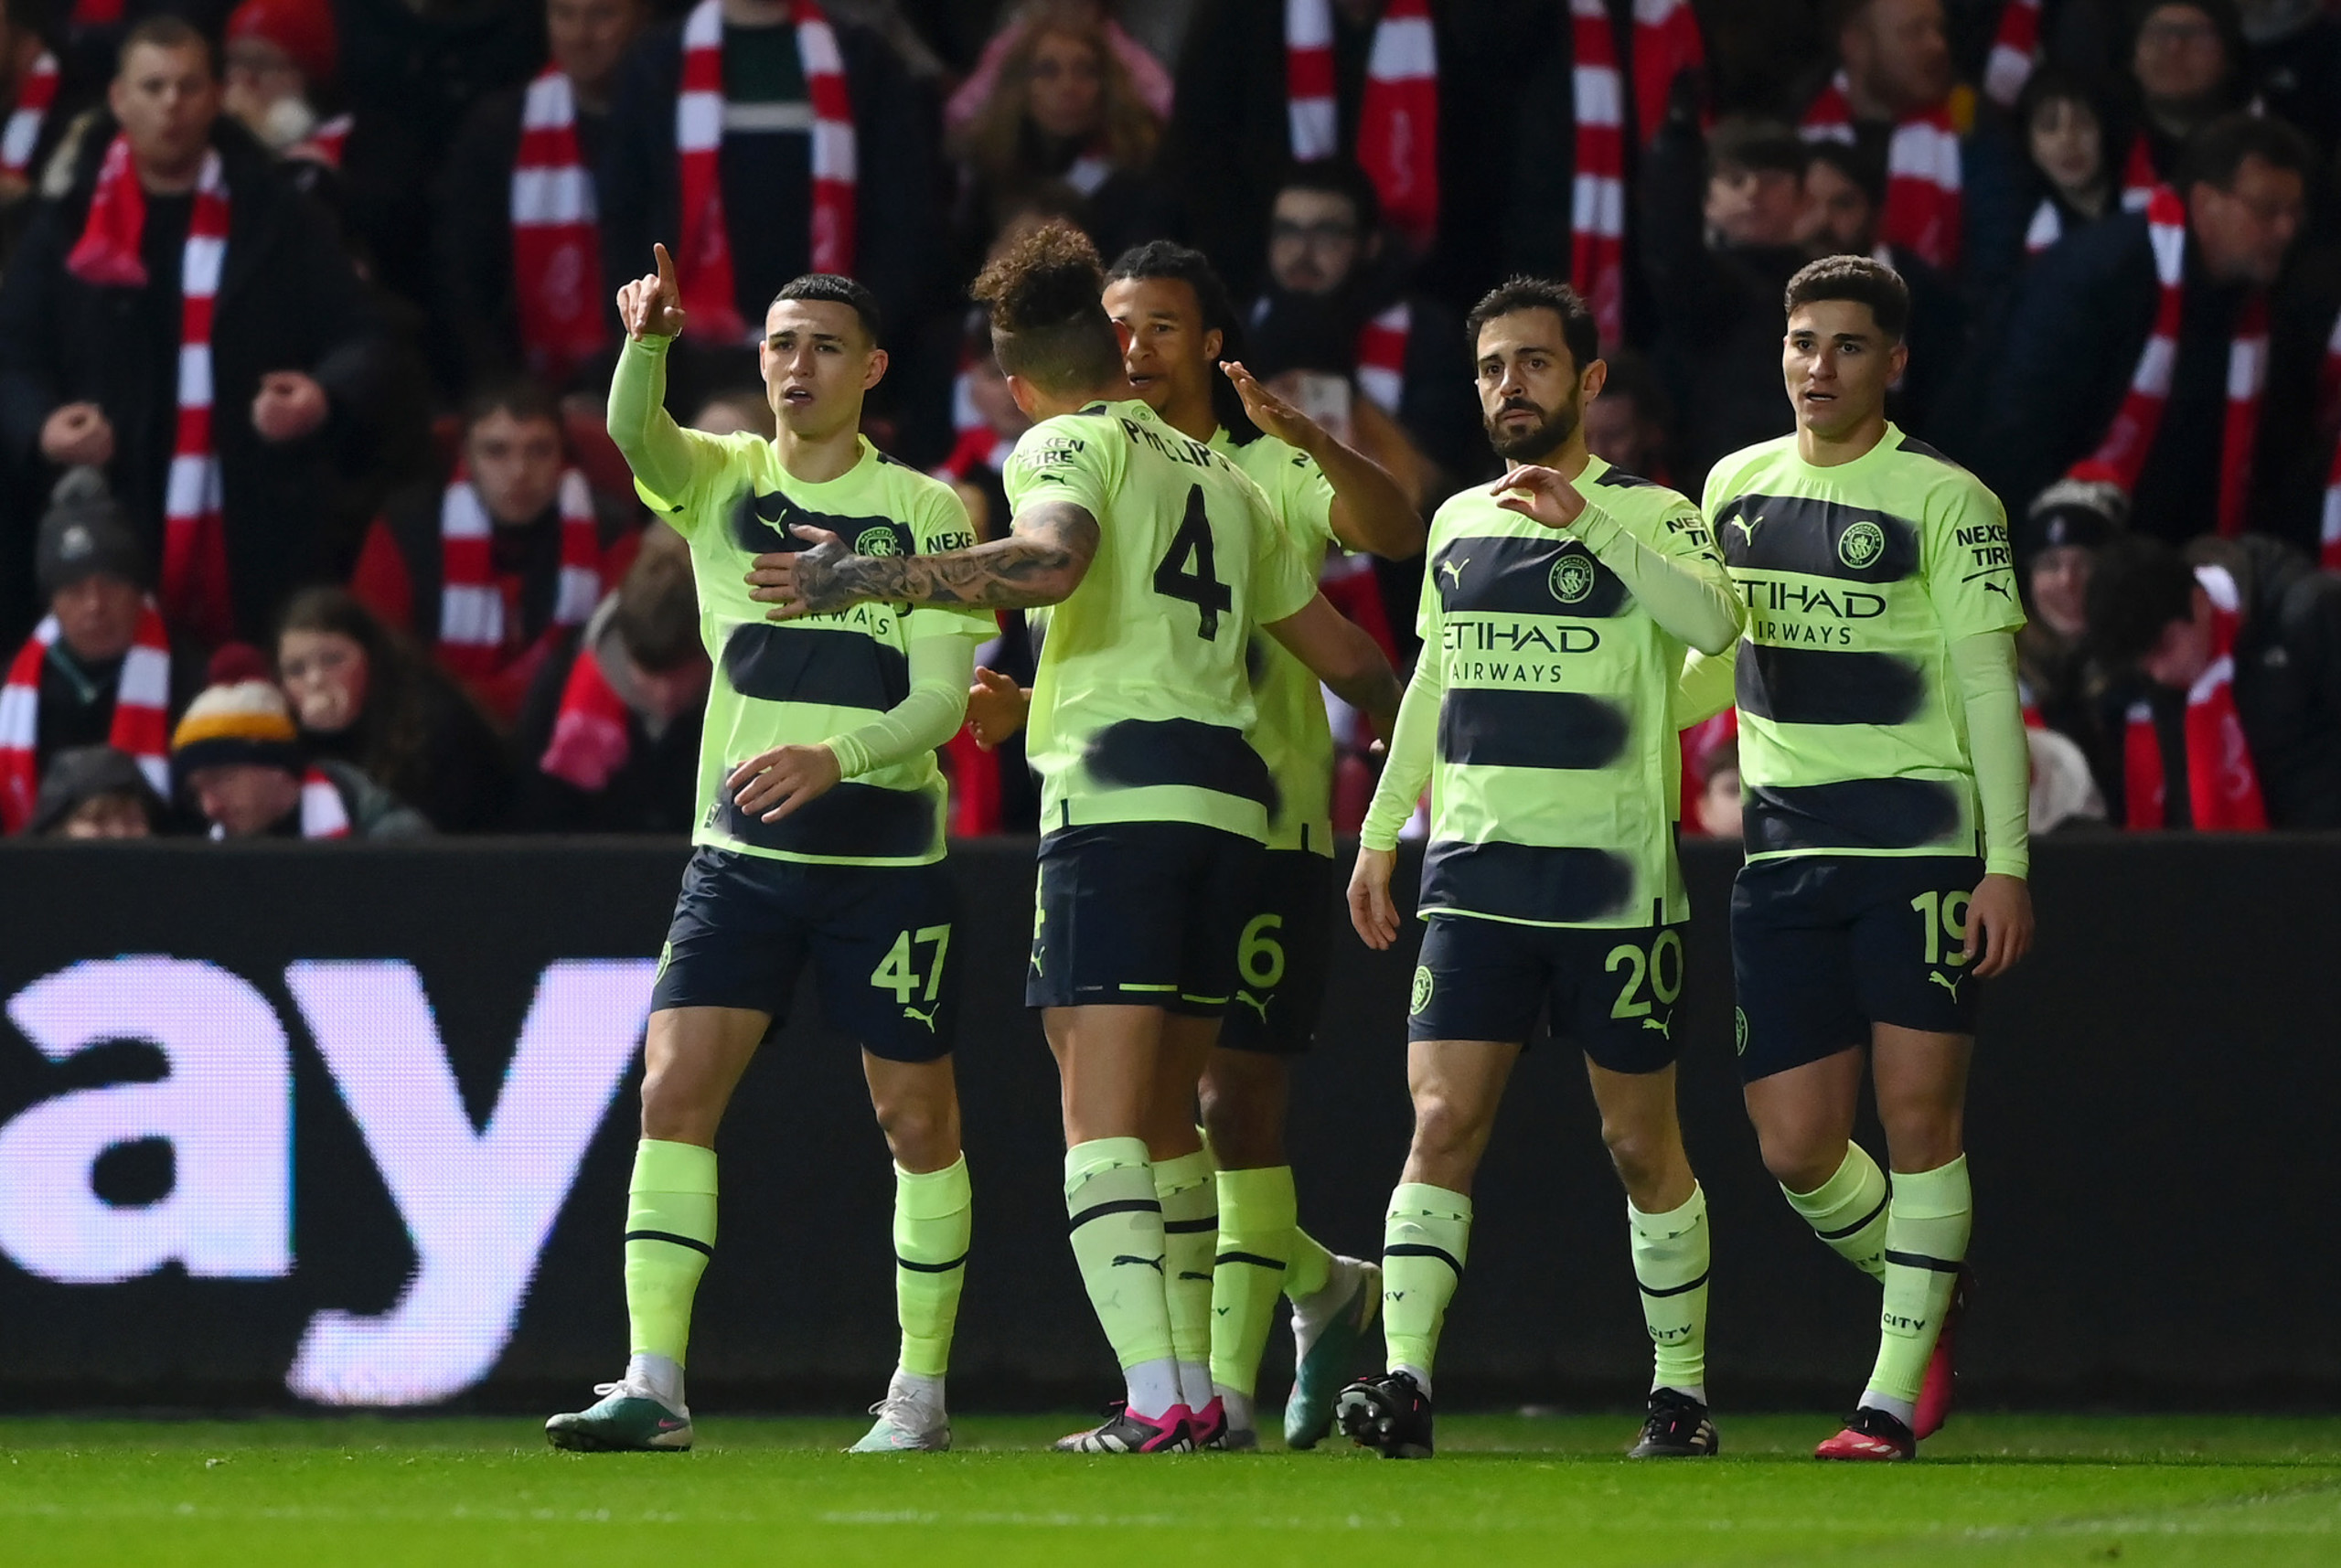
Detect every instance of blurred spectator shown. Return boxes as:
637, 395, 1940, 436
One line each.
1799, 138, 1967, 434
1800, 0, 1972, 272
945, 0, 1171, 134
600, 0, 942, 407
1693, 737, 1743, 840
349, 380, 638, 723
434, 0, 647, 397
931, 309, 1026, 539
2239, 0, 2341, 161
512, 524, 707, 833
26, 741, 167, 835
2015, 475, 2125, 743
222, 0, 344, 163
690, 386, 775, 440
1245, 158, 1477, 496
1640, 113, 1808, 492
1967, 113, 2316, 539
1166, 0, 1590, 310
2125, 2, 2251, 183
0, 470, 198, 832
2084, 531, 2341, 828
2027, 723, 2110, 831
169, 656, 430, 837
0, 0, 75, 238
1580, 346, 1673, 485
0, 17, 392, 647
949, 0, 1175, 269
2015, 67, 2122, 253
277, 585, 513, 831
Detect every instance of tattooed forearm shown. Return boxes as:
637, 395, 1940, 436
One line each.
795, 503, 1099, 613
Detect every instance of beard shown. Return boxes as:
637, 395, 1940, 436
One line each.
1484, 392, 1579, 464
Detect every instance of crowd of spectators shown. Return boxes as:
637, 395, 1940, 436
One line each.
0, 0, 2336, 841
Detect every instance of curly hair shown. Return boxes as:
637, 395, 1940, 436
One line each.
957, 4, 1161, 189
971, 219, 1120, 390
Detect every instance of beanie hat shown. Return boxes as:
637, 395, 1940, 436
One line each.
226, 0, 339, 88
170, 661, 302, 781
35, 467, 148, 596
2019, 475, 2127, 561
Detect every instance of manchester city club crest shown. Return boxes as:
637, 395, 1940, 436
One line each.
1410, 965, 1434, 1014
1837, 518, 1887, 570
1734, 1007, 1749, 1055
1548, 553, 1597, 604
856, 526, 902, 557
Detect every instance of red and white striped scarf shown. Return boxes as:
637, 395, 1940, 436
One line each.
437, 466, 602, 679
298, 112, 352, 169
0, 600, 171, 832
1802, 72, 1962, 270
2317, 308, 2341, 571
1983, 0, 2040, 109
1569, 0, 1626, 343
2025, 139, 2157, 254
66, 137, 235, 645
2075, 185, 2266, 539
1284, 0, 1438, 251
2, 49, 59, 180
511, 66, 610, 381
1354, 300, 1409, 414
540, 640, 633, 791
1630, 0, 1706, 146
2122, 564, 2267, 830
675, 0, 855, 346
203, 766, 348, 838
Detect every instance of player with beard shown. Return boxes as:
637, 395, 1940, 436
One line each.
1338, 278, 1743, 1460
1687, 255, 2031, 1461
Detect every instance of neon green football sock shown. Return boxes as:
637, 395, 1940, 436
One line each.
1210, 1165, 1295, 1399
1152, 1149, 1217, 1408
1285, 1223, 1334, 1303
1865, 1156, 1973, 1408
624, 1138, 718, 1366
1630, 1184, 1711, 1400
1064, 1139, 1175, 1375
1783, 1142, 1890, 1280
1383, 1182, 1471, 1385
893, 1156, 971, 1381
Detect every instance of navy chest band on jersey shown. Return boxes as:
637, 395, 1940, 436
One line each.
1743, 778, 1965, 855
1082, 717, 1277, 812
1714, 494, 1919, 583
711, 780, 935, 859
728, 487, 917, 560
1438, 688, 1629, 771
1420, 838, 1637, 923
1736, 642, 1925, 728
722, 624, 909, 710
1432, 533, 1630, 620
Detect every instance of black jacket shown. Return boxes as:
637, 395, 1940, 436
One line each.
300, 666, 516, 834
1961, 210, 2328, 545
0, 118, 393, 644
27, 631, 206, 772
2100, 536, 2341, 829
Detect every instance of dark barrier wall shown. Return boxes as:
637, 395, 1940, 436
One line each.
1, 837, 2336, 1411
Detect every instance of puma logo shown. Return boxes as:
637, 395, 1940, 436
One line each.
1214, 1306, 1231, 1317
1641, 1015, 1673, 1039
1729, 513, 1765, 545
1983, 580, 2012, 599
1113, 1254, 1166, 1273
1438, 558, 1469, 585
1235, 989, 1271, 1022
902, 1004, 937, 1031
1929, 972, 1963, 1002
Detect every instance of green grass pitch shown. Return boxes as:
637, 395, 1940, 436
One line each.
5, 1413, 2337, 1566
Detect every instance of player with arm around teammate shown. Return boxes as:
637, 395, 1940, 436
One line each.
1340, 278, 1745, 1461
743, 223, 1405, 1453
545, 248, 991, 1456
1685, 254, 2033, 1461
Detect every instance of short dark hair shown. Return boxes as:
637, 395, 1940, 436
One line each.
2085, 535, 2200, 666
1464, 276, 1599, 378
1103, 240, 1256, 439
972, 220, 1121, 393
1273, 158, 1381, 235
2175, 112, 2315, 195
1708, 116, 1808, 180
2015, 64, 2108, 140
1783, 253, 1911, 342
772, 272, 884, 347
612, 529, 701, 674
1804, 137, 1886, 208
461, 379, 562, 436
119, 14, 212, 75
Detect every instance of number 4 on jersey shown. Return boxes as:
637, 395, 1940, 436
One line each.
1153, 485, 1233, 639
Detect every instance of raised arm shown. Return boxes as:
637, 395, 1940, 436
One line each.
747, 499, 1101, 620
1223, 358, 1426, 560
607, 244, 699, 503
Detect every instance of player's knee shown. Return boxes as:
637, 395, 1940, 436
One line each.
638, 1064, 720, 1143
873, 1096, 957, 1169
1199, 1082, 1282, 1168
1755, 1127, 1841, 1195
1408, 1089, 1488, 1168
1598, 1117, 1674, 1193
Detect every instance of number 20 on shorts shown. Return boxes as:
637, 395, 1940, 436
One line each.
1606, 930, 1685, 1019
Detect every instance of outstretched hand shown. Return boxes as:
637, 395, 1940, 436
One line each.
1222, 359, 1323, 453
1489, 464, 1588, 530
617, 243, 688, 341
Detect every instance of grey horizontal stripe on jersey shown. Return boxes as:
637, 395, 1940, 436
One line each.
1438, 687, 1629, 771
1714, 494, 1919, 582
1737, 642, 1925, 727
1742, 778, 1964, 856
722, 101, 816, 133
1420, 838, 1637, 924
